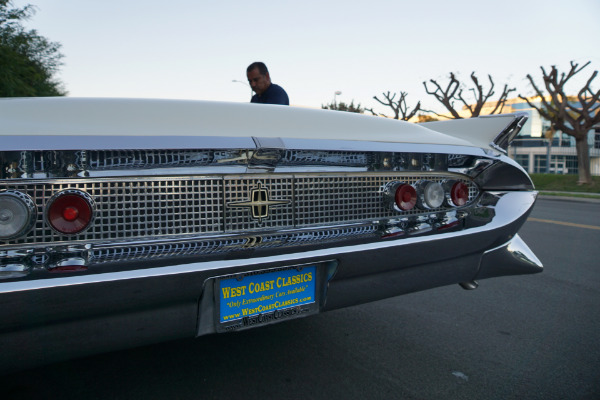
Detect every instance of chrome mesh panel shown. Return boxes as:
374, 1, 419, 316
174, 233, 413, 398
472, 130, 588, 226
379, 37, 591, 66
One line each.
294, 174, 474, 226
1, 173, 478, 247
4, 177, 223, 244
90, 238, 247, 264
281, 150, 367, 166
84, 149, 249, 170
468, 183, 478, 200
89, 225, 379, 264
86, 150, 215, 170
295, 175, 388, 226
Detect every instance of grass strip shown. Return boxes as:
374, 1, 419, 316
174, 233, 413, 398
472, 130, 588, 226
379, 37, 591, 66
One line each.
530, 174, 600, 193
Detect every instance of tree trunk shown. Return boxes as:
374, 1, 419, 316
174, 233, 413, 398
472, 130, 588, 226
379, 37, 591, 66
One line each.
575, 135, 592, 185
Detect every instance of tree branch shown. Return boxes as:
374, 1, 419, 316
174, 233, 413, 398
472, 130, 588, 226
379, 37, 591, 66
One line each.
424, 72, 515, 119
423, 73, 463, 119
371, 91, 422, 120
518, 60, 599, 184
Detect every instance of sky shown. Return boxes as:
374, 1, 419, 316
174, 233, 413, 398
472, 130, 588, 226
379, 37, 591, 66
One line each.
11, 0, 600, 115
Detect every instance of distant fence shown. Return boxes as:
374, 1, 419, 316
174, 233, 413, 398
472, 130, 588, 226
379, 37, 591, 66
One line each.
508, 138, 600, 176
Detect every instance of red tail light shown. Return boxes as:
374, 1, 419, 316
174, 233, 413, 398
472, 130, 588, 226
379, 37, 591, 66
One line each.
47, 191, 95, 234
395, 184, 417, 211
450, 181, 469, 207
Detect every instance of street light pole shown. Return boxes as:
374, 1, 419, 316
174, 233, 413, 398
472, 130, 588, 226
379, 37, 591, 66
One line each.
232, 80, 253, 100
334, 91, 342, 108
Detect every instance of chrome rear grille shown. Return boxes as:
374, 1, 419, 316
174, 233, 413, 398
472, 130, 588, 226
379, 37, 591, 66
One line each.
1, 173, 478, 247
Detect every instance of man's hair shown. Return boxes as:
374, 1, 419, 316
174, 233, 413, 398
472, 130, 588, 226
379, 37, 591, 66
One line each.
247, 62, 269, 76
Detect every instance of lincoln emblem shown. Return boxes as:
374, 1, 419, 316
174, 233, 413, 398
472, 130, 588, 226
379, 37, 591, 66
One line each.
228, 183, 289, 221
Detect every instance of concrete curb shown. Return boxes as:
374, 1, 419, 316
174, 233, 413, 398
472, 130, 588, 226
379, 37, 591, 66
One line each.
538, 194, 600, 204
538, 190, 600, 197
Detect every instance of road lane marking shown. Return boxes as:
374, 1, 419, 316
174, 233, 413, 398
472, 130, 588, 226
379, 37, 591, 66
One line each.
528, 217, 600, 231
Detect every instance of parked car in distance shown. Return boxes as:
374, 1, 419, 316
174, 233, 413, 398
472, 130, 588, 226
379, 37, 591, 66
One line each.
0, 98, 542, 371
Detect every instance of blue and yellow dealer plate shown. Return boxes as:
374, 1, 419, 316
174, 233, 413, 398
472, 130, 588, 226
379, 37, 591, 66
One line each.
217, 265, 317, 329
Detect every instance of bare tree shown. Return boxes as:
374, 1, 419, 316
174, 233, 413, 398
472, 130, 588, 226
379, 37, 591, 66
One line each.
519, 61, 600, 185
423, 72, 515, 119
365, 91, 421, 121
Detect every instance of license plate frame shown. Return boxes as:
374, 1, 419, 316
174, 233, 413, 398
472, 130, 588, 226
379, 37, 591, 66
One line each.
214, 262, 327, 333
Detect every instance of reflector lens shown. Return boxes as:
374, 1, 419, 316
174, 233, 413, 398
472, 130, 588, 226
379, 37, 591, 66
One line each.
423, 181, 444, 208
47, 193, 93, 234
0, 192, 35, 239
450, 182, 469, 206
395, 184, 417, 211
49, 265, 88, 273
63, 206, 79, 221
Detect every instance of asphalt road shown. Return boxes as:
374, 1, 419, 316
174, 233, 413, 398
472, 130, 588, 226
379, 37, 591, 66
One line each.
2, 197, 599, 400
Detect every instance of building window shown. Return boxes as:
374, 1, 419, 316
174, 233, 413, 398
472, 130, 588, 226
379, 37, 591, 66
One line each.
534, 155, 547, 173
559, 155, 578, 174
514, 154, 529, 171
535, 155, 579, 174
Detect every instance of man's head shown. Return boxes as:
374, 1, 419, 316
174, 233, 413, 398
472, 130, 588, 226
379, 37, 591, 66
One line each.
246, 62, 271, 95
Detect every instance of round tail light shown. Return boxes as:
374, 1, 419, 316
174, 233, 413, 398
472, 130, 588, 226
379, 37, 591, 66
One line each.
46, 190, 95, 235
395, 183, 417, 211
418, 181, 444, 209
449, 181, 469, 207
0, 191, 36, 239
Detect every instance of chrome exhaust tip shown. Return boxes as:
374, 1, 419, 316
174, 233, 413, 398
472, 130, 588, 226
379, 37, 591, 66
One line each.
459, 280, 479, 290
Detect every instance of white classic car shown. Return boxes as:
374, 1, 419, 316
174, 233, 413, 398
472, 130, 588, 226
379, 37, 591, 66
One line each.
0, 98, 541, 371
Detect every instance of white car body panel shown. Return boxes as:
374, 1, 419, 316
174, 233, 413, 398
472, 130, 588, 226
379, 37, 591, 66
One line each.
0, 97, 515, 151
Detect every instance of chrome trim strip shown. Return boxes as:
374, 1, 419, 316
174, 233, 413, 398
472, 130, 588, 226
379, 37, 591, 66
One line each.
489, 112, 529, 153
253, 137, 286, 149
1, 144, 500, 179
87, 166, 250, 177
1, 138, 495, 158
0, 190, 537, 294
280, 139, 491, 157
0, 136, 257, 151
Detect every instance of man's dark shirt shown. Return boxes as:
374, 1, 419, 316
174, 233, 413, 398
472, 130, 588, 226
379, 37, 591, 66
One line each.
251, 84, 289, 105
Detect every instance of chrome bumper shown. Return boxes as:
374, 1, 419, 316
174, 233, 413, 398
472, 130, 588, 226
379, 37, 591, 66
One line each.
0, 190, 541, 372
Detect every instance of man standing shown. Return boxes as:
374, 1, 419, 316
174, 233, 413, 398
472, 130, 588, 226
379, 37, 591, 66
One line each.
246, 62, 289, 105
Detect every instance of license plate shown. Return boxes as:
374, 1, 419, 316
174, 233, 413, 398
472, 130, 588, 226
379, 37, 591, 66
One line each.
216, 264, 318, 332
